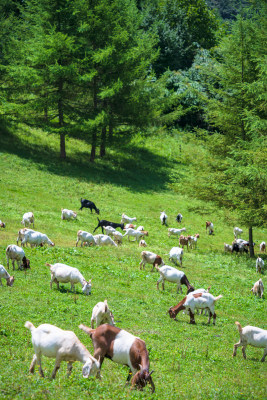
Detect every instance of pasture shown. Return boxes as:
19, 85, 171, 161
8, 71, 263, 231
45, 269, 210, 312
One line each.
0, 124, 266, 399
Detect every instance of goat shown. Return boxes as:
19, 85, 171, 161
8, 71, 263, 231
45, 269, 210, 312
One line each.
256, 257, 264, 273
156, 265, 194, 294
136, 226, 145, 231
103, 226, 116, 236
179, 235, 189, 250
206, 221, 214, 235
139, 240, 147, 247
260, 241, 266, 253
121, 213, 137, 224
61, 208, 77, 220
0, 220, 6, 228
168, 247, 183, 267
21, 230, 54, 247
176, 213, 183, 223
21, 212, 34, 228
0, 265, 14, 286
168, 227, 186, 237
93, 218, 124, 234
79, 324, 155, 392
111, 230, 123, 245
233, 227, 243, 239
25, 321, 100, 378
160, 211, 167, 226
188, 235, 198, 249
224, 243, 232, 252
79, 198, 100, 214
76, 230, 96, 247
93, 234, 118, 247
251, 278, 264, 298
168, 292, 222, 325
232, 241, 248, 254
139, 251, 164, 272
16, 228, 35, 247
6, 245, 30, 270
91, 300, 115, 328
233, 321, 267, 362
183, 287, 211, 316
125, 223, 136, 229
46, 263, 92, 294
123, 228, 148, 242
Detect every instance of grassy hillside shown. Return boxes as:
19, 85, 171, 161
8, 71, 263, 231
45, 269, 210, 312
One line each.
0, 123, 266, 400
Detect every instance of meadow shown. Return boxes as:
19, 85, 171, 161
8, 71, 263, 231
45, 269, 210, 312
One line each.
0, 124, 266, 400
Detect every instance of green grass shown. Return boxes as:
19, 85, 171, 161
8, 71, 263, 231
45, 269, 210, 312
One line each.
0, 123, 266, 399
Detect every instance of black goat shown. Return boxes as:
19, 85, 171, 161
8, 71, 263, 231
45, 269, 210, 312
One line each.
79, 198, 100, 214
93, 218, 124, 234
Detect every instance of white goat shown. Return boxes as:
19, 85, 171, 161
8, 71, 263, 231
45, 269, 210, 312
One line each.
16, 228, 35, 246
21, 212, 34, 228
160, 211, 167, 226
233, 321, 267, 362
233, 227, 243, 239
168, 227, 186, 237
61, 208, 77, 220
121, 213, 137, 224
188, 235, 198, 249
76, 230, 96, 247
6, 244, 30, 270
90, 300, 115, 328
93, 234, 118, 247
46, 263, 92, 294
111, 231, 123, 245
256, 257, 264, 273
0, 265, 14, 286
139, 251, 164, 271
22, 230, 54, 247
139, 239, 147, 247
25, 321, 100, 378
123, 228, 148, 242
260, 241, 266, 253
251, 278, 264, 298
168, 247, 183, 266
103, 226, 116, 236
156, 265, 194, 293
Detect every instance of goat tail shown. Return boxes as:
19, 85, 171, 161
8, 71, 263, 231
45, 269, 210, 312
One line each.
235, 321, 243, 333
25, 321, 35, 332
214, 295, 223, 302
79, 324, 95, 337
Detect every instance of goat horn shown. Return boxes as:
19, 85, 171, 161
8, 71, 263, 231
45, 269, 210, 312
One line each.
139, 364, 143, 372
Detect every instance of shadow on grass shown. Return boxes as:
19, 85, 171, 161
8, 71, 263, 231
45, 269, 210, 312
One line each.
0, 124, 176, 193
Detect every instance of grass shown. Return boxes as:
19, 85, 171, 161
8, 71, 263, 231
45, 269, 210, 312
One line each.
0, 122, 266, 399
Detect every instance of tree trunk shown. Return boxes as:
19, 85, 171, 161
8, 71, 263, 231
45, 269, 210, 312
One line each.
108, 118, 113, 145
100, 126, 106, 157
248, 226, 254, 258
58, 80, 66, 159
90, 130, 97, 162
90, 77, 98, 162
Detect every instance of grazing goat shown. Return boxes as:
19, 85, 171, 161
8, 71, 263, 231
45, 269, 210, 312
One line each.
233, 227, 243, 239
16, 228, 35, 247
46, 263, 92, 294
79, 198, 100, 214
168, 247, 183, 267
22, 230, 54, 247
206, 221, 214, 235
25, 321, 100, 379
139, 251, 164, 272
21, 212, 34, 228
224, 243, 232, 252
6, 245, 30, 270
123, 228, 148, 242
233, 321, 267, 362
160, 211, 167, 226
168, 227, 186, 237
260, 241, 266, 253
256, 257, 264, 273
179, 235, 189, 250
0, 265, 14, 286
76, 230, 96, 247
94, 218, 124, 234
0, 220, 6, 228
111, 231, 123, 245
103, 226, 116, 236
79, 324, 155, 392
139, 240, 147, 247
168, 292, 222, 325
61, 209, 77, 220
251, 278, 264, 298
91, 300, 115, 328
121, 213, 137, 224
156, 265, 194, 293
93, 234, 118, 247
176, 213, 183, 223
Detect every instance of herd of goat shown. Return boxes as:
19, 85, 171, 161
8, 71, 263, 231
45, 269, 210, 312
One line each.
0, 197, 266, 392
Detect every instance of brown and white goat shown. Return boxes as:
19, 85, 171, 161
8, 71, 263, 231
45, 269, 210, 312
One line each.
139, 251, 164, 272
0, 220, 6, 228
179, 235, 189, 250
79, 324, 155, 392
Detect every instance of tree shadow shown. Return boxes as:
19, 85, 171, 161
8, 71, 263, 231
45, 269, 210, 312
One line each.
0, 126, 176, 193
